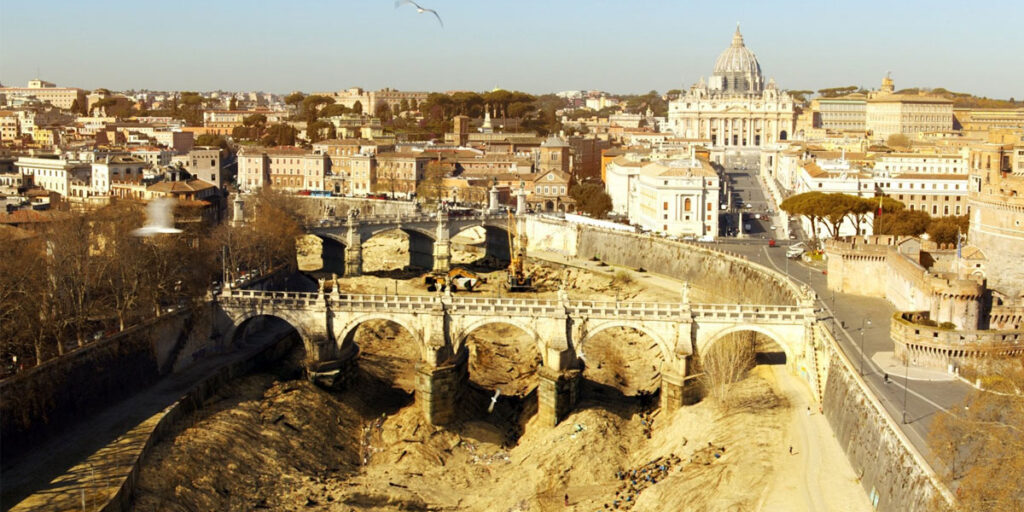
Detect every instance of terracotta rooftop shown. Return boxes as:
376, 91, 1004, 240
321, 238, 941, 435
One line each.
147, 179, 216, 194
0, 208, 72, 225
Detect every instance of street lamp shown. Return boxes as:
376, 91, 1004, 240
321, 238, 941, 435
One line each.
860, 318, 872, 376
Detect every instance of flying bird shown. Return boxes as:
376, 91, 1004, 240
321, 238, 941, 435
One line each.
487, 388, 501, 414
132, 198, 183, 236
395, 0, 443, 27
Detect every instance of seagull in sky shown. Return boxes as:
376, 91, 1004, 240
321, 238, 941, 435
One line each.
395, 0, 443, 27
487, 388, 501, 414
132, 198, 183, 236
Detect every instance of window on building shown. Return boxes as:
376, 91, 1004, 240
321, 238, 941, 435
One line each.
663, 202, 669, 210
684, 198, 692, 211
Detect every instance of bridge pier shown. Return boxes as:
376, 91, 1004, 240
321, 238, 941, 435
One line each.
308, 343, 359, 389
415, 353, 468, 425
433, 211, 451, 273
660, 360, 699, 413
344, 215, 362, 277
537, 366, 581, 427
408, 230, 436, 270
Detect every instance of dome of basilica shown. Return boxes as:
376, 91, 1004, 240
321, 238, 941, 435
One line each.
713, 26, 762, 77
709, 25, 764, 95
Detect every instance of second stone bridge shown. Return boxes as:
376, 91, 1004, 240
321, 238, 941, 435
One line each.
309, 210, 516, 276
215, 288, 818, 426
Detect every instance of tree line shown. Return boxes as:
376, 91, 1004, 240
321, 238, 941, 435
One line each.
0, 190, 305, 371
780, 192, 968, 245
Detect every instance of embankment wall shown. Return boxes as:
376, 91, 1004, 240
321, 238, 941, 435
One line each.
0, 305, 219, 462
819, 324, 953, 512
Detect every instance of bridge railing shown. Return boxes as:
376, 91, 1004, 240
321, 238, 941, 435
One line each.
569, 300, 681, 319
219, 289, 323, 308
332, 293, 437, 311
220, 290, 809, 324
310, 211, 508, 231
691, 303, 806, 322
451, 296, 560, 315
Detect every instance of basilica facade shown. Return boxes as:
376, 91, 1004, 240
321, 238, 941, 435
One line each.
668, 26, 796, 148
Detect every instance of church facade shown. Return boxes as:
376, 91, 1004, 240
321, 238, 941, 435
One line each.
667, 26, 796, 148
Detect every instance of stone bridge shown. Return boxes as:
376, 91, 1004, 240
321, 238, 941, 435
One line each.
215, 288, 819, 427
308, 210, 516, 276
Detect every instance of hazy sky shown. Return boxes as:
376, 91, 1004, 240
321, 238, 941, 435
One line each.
1, 0, 1021, 98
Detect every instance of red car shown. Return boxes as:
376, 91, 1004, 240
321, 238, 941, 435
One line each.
768, 239, 776, 247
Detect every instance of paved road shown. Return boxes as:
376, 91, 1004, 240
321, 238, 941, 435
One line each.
714, 152, 971, 464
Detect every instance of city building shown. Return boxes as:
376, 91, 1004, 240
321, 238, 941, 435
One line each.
91, 156, 150, 194
954, 107, 1024, 132
374, 152, 431, 198
605, 150, 721, 237
237, 146, 329, 192
865, 76, 953, 140
0, 79, 86, 110
0, 111, 19, 142
171, 147, 222, 188
315, 88, 429, 116
15, 156, 91, 197
667, 26, 796, 147
812, 94, 867, 132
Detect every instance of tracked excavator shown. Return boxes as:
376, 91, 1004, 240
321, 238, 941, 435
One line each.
506, 210, 534, 292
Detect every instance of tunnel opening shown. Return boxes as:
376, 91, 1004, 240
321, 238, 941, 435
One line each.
459, 322, 541, 447
579, 326, 664, 416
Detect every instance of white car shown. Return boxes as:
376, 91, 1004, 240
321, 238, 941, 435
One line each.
697, 235, 714, 243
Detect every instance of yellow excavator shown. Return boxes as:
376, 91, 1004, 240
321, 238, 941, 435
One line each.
506, 210, 534, 292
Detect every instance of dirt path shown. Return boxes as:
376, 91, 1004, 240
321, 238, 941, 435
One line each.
757, 365, 872, 512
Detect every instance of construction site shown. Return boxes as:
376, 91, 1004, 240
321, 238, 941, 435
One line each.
131, 227, 873, 511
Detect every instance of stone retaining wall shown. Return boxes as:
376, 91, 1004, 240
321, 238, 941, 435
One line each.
0, 307, 216, 462
819, 324, 953, 512
526, 216, 801, 305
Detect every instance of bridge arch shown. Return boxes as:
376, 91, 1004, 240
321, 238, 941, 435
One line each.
577, 320, 674, 364
697, 323, 797, 367
359, 227, 437, 272
449, 224, 512, 266
222, 311, 333, 362
454, 316, 545, 365
336, 313, 424, 356
360, 225, 436, 244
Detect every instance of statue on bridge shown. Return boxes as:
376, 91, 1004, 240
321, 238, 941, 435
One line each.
680, 283, 691, 304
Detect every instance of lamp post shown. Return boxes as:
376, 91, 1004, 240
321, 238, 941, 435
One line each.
860, 318, 872, 376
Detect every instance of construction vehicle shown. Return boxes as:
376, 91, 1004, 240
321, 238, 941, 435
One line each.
506, 210, 534, 292
425, 267, 483, 292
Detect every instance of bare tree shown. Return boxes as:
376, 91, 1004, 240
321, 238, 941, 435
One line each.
928, 360, 1024, 511
698, 331, 756, 410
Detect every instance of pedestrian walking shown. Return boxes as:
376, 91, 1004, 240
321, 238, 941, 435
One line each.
789, 445, 793, 454
564, 493, 569, 507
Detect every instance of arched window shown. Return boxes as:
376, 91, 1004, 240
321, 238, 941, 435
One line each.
684, 198, 692, 212
779, 130, 788, 141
